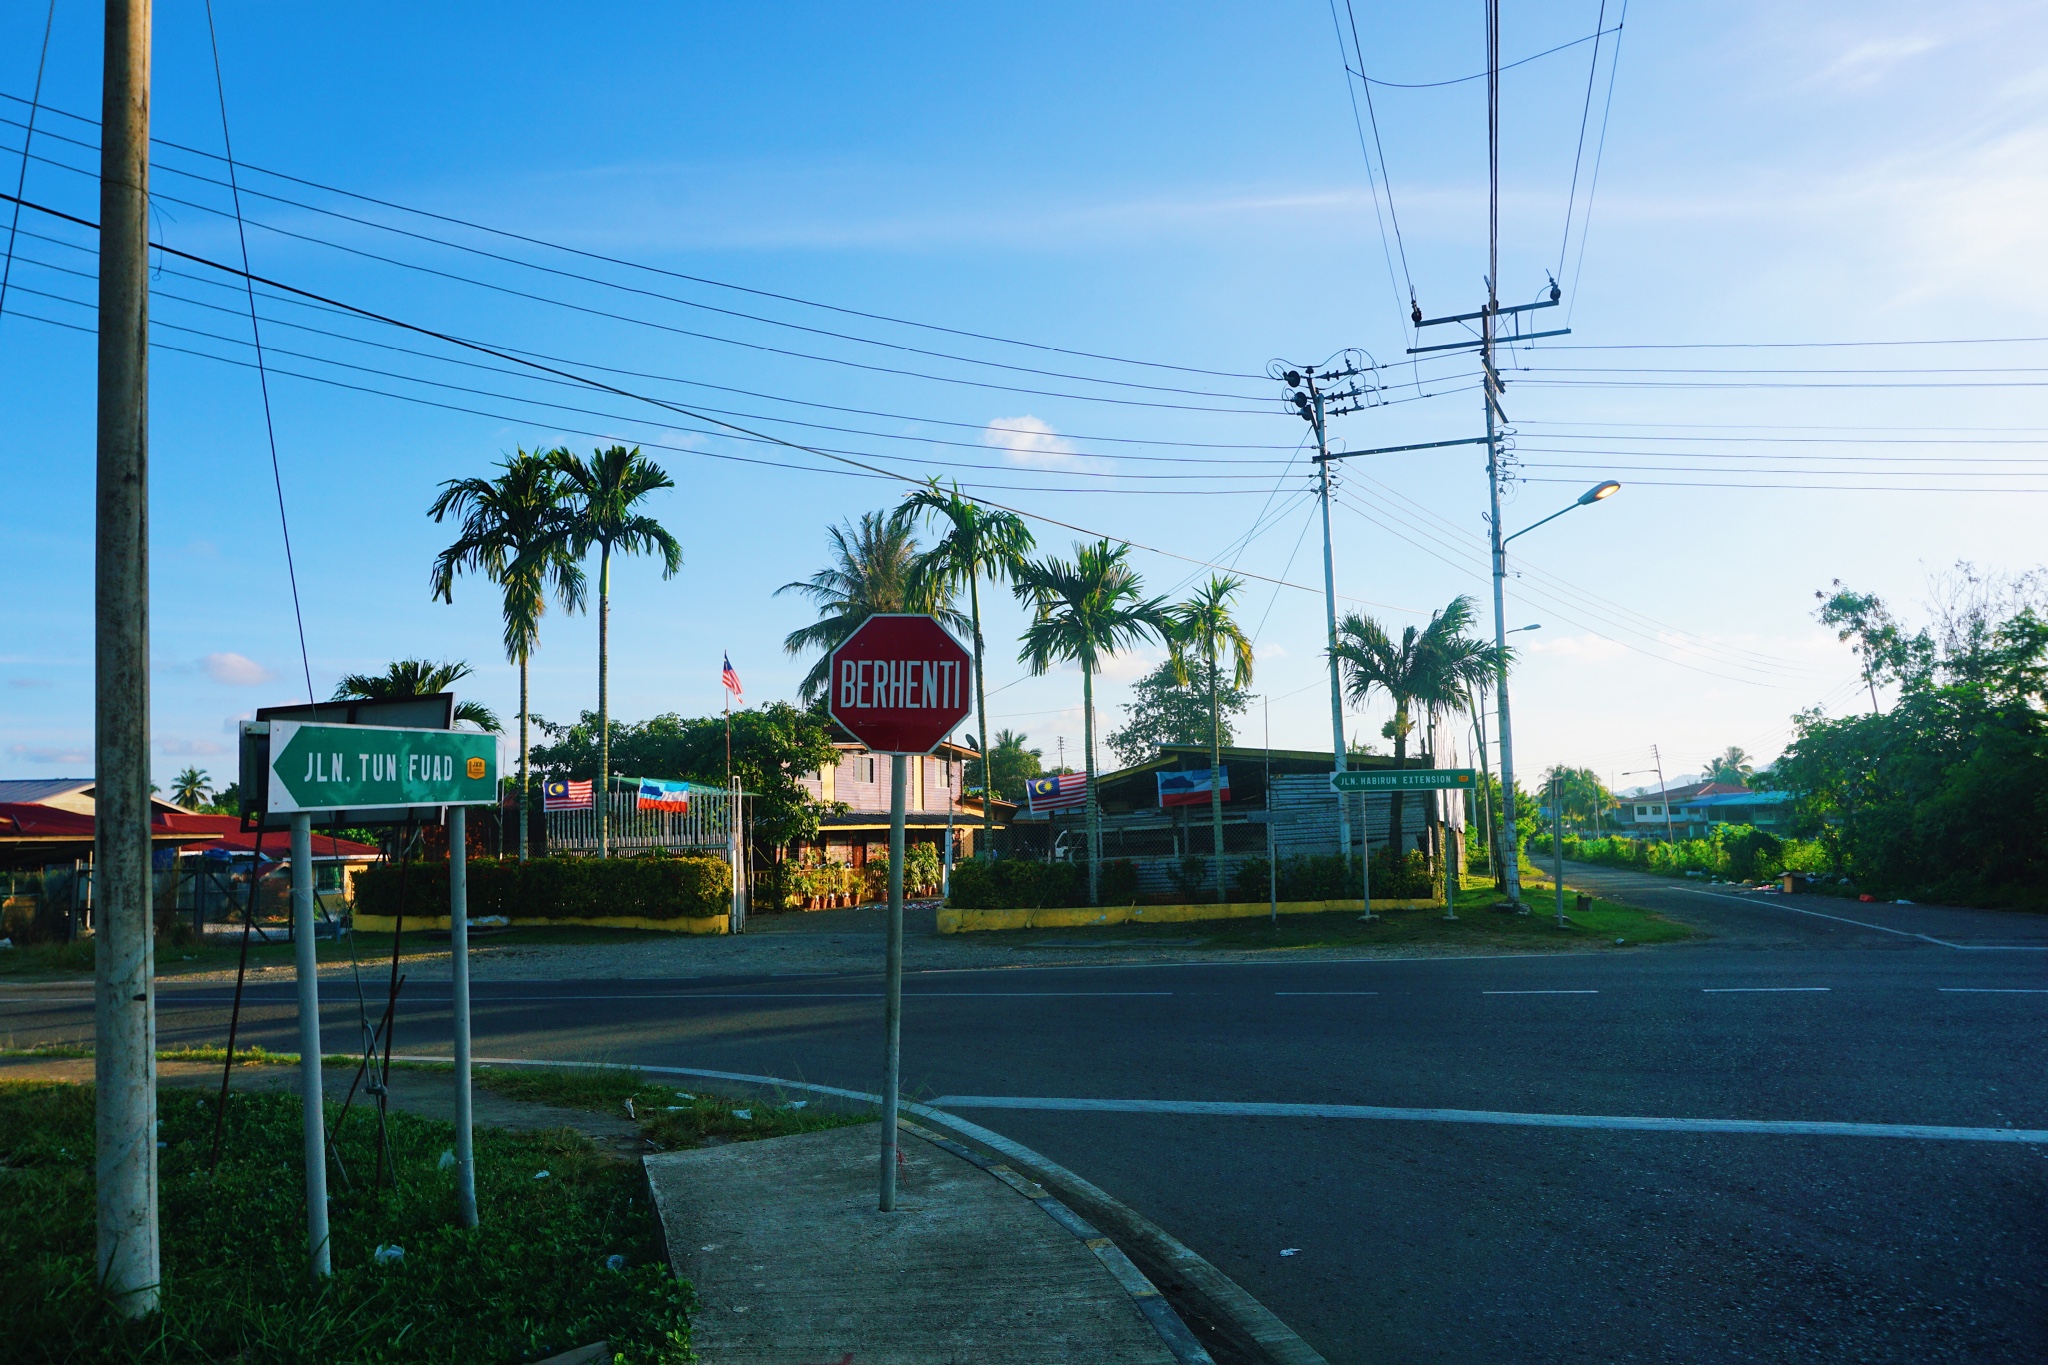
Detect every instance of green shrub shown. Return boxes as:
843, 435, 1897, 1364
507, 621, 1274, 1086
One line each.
904, 842, 944, 897
1560, 828, 1825, 883
1228, 851, 1434, 902
945, 858, 1088, 909
353, 855, 731, 923
1099, 859, 1139, 905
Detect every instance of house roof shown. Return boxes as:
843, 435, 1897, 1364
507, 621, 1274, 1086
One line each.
0, 802, 224, 868
0, 778, 95, 805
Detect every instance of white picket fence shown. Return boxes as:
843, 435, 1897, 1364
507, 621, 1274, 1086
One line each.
543, 781, 740, 856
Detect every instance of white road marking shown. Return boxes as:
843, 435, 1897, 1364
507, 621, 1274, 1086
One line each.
1595, 875, 2048, 951
1483, 989, 1598, 995
1274, 991, 1379, 996
1703, 987, 1830, 993
922, 1094, 2048, 1144
1938, 988, 2048, 994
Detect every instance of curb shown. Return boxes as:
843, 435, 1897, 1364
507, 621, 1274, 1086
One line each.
433, 1055, 1327, 1365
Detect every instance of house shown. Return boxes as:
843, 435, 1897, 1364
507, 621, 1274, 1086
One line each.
1612, 782, 1790, 840
792, 724, 1014, 869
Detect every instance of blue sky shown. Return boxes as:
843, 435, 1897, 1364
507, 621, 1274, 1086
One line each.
4, 1, 2046, 798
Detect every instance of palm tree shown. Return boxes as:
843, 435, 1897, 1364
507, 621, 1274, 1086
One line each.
332, 659, 503, 732
1334, 594, 1504, 860
170, 767, 211, 810
893, 479, 1035, 861
551, 446, 683, 857
778, 510, 965, 701
1167, 575, 1253, 903
1013, 540, 1170, 904
1705, 746, 1754, 786
429, 450, 586, 862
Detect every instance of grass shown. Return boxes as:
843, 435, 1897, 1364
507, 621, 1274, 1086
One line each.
462, 1062, 872, 1151
0, 1080, 692, 1364
0, 924, 676, 979
1016, 875, 1698, 952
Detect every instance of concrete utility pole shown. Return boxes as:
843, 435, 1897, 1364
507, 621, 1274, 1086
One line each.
290, 811, 331, 1275
95, 0, 159, 1317
878, 753, 907, 1211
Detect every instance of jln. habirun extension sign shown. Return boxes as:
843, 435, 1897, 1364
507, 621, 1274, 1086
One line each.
265, 720, 498, 813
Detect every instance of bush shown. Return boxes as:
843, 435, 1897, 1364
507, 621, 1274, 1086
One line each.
1228, 850, 1434, 902
946, 858, 1088, 909
1557, 828, 1826, 884
904, 842, 944, 897
353, 854, 731, 922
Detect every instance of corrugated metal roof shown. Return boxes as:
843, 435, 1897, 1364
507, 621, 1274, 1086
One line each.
0, 778, 94, 804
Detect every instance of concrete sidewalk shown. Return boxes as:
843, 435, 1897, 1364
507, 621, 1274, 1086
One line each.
646, 1121, 1202, 1364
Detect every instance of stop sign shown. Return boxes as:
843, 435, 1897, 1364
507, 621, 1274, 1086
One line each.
827, 614, 972, 755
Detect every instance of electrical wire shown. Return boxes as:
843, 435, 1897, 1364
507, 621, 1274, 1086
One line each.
0, 90, 1263, 383
0, 0, 54, 325
1355, 23, 1620, 88
202, 0, 319, 710
1555, 0, 1608, 283
1563, 0, 1627, 318
1333, 0, 1416, 332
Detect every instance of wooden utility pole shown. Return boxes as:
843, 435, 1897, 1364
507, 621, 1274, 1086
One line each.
95, 0, 159, 1317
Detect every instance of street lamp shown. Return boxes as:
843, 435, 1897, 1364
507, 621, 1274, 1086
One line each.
1489, 481, 1620, 908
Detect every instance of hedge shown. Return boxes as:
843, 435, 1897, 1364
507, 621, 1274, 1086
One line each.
1531, 827, 1832, 883
946, 858, 1139, 909
352, 853, 731, 922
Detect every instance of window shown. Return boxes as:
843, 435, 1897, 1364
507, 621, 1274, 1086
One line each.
1636, 805, 1648, 816
862, 756, 876, 784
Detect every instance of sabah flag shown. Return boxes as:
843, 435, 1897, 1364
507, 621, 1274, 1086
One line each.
543, 778, 593, 811
637, 777, 692, 813
1157, 767, 1230, 807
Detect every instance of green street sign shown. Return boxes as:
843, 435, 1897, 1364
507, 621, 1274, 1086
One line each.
267, 721, 498, 814
1330, 767, 1477, 793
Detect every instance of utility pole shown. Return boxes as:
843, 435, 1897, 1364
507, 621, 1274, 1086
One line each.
1275, 358, 1375, 905
1653, 744, 1676, 846
95, 0, 159, 1317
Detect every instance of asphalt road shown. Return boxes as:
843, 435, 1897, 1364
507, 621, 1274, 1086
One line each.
7, 867, 2045, 1363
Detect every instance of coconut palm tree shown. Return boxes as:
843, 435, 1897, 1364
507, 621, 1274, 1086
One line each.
332, 659, 503, 732
1013, 540, 1170, 905
550, 446, 683, 857
429, 450, 586, 861
1334, 594, 1504, 859
1705, 746, 1754, 786
893, 479, 1035, 860
1167, 575, 1253, 903
170, 767, 211, 810
778, 510, 964, 701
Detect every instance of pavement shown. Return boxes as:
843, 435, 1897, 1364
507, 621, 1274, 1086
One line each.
7, 865, 2046, 1362
648, 1122, 1186, 1363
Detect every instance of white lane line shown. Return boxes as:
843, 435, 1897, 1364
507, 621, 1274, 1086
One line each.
134, 990, 1172, 1004
1483, 989, 1598, 995
1625, 879, 2048, 951
922, 1094, 2048, 1144
1703, 987, 1830, 993
1275, 991, 1380, 996
1938, 988, 2048, 994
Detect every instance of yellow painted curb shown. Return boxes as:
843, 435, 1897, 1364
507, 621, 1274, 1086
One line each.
351, 912, 729, 935
936, 897, 1444, 934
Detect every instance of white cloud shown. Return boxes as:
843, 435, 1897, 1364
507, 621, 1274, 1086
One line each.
201, 653, 276, 687
156, 737, 228, 757
8, 742, 88, 765
982, 416, 1079, 468
1809, 35, 1942, 90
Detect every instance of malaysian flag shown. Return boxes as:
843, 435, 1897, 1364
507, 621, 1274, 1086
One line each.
543, 778, 593, 811
1025, 772, 1089, 812
721, 652, 743, 700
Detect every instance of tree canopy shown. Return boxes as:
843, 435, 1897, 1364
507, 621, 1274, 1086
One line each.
1107, 661, 1250, 768
965, 728, 1045, 803
332, 659, 501, 732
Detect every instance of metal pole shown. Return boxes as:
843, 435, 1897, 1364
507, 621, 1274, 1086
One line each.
879, 752, 907, 1211
942, 737, 956, 899
1443, 788, 1459, 920
1487, 419, 1524, 908
448, 806, 477, 1228
290, 811, 331, 1276
1265, 695, 1276, 924
1552, 774, 1568, 927
94, 0, 158, 1317
1654, 745, 1676, 847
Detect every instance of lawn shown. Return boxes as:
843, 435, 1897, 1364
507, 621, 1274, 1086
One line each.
461, 1061, 872, 1150
1016, 875, 1698, 952
0, 1080, 691, 1364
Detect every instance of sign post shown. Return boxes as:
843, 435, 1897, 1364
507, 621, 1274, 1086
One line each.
250, 720, 497, 1251
826, 616, 972, 1212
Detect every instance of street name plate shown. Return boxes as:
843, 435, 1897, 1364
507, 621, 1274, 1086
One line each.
1330, 768, 1477, 793
266, 720, 498, 814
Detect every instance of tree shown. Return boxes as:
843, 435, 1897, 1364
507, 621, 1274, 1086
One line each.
1334, 594, 1504, 859
966, 728, 1044, 804
550, 445, 684, 857
1107, 661, 1251, 767
332, 659, 502, 732
1704, 746, 1754, 786
530, 701, 841, 859
1013, 540, 1171, 904
779, 511, 965, 702
1541, 765, 1612, 832
170, 767, 211, 810
895, 479, 1035, 860
429, 449, 585, 862
1167, 575, 1254, 902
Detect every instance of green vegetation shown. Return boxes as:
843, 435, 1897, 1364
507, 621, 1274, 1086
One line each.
1543, 828, 1831, 884
331, 659, 503, 733
1009, 877, 1695, 951
948, 857, 1135, 909
1768, 571, 2048, 906
778, 509, 965, 701
1229, 849, 1438, 902
965, 728, 1048, 805
353, 853, 731, 922
1163, 575, 1257, 905
0, 1081, 690, 1363
461, 1063, 871, 1150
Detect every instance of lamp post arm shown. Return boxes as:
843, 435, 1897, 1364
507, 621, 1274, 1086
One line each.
1502, 503, 1575, 546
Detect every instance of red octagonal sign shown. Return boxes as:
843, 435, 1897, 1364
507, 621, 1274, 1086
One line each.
828, 614, 972, 755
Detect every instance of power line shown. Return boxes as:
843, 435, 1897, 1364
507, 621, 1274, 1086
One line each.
0, 0, 55, 326
1556, 0, 1609, 282
1354, 23, 1620, 88
0, 90, 1263, 383
1333, 0, 1416, 325
1563, 0, 1628, 317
